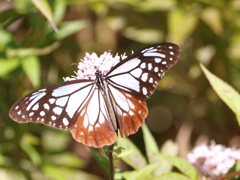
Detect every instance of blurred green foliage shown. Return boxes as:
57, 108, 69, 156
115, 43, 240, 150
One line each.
1, 0, 240, 179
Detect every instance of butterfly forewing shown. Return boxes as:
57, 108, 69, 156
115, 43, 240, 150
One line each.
9, 80, 95, 130
106, 43, 180, 100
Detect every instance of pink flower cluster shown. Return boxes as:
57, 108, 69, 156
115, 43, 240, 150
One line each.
188, 141, 240, 178
64, 52, 125, 81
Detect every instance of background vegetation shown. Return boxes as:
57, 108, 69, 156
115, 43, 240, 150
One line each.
1, 0, 240, 179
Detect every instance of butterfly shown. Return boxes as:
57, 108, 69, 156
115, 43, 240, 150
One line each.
9, 43, 180, 148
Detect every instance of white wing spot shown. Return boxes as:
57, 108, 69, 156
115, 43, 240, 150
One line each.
148, 63, 153, 70
39, 88, 46, 92
140, 63, 146, 69
129, 110, 134, 116
26, 92, 46, 111
41, 118, 44, 122
149, 77, 153, 83
158, 73, 161, 77
155, 81, 157, 84
32, 103, 39, 110
142, 87, 147, 95
154, 67, 159, 72
127, 99, 135, 109
29, 112, 34, 117
63, 118, 69, 126
138, 110, 141, 114
155, 58, 162, 63
56, 96, 68, 107
169, 46, 173, 49
162, 61, 167, 65
170, 51, 174, 55
15, 106, 19, 110
130, 68, 142, 78
49, 98, 55, 104
44, 103, 50, 110
141, 73, 148, 82
83, 116, 88, 128
53, 107, 62, 115
17, 111, 21, 115
51, 115, 56, 121
144, 52, 166, 57
40, 111, 45, 116
89, 126, 93, 131
170, 57, 173, 61
126, 94, 132, 97
22, 115, 26, 119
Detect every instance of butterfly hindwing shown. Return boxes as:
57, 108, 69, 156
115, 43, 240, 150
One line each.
108, 84, 148, 138
9, 80, 95, 130
106, 43, 180, 100
70, 86, 117, 147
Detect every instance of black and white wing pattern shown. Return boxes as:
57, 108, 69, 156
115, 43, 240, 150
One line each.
9, 43, 180, 148
9, 80, 118, 147
106, 43, 180, 100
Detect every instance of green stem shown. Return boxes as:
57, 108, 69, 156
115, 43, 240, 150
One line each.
109, 144, 114, 180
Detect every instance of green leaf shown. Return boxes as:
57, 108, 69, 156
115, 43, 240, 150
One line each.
200, 64, 240, 125
200, 7, 223, 36
154, 172, 191, 180
21, 55, 40, 88
155, 154, 198, 180
142, 124, 168, 176
122, 164, 159, 180
116, 136, 147, 170
89, 148, 110, 178
44, 152, 86, 168
0, 58, 19, 76
31, 0, 58, 32
0, 29, 13, 49
6, 42, 60, 57
20, 133, 41, 166
227, 161, 240, 180
42, 164, 67, 180
53, 20, 86, 40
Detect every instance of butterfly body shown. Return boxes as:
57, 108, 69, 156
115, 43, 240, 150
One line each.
9, 43, 180, 147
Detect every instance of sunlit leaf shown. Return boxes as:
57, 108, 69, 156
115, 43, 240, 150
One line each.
154, 172, 191, 180
155, 154, 198, 180
168, 9, 197, 44
117, 136, 147, 170
6, 42, 60, 57
201, 64, 240, 125
0, 58, 19, 76
142, 124, 170, 176
21, 55, 40, 88
44, 152, 86, 168
200, 7, 223, 36
31, 0, 58, 32
0, 29, 13, 49
0, 168, 27, 180
53, 20, 86, 40
122, 163, 158, 180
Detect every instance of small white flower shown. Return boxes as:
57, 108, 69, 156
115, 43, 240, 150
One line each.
188, 141, 240, 178
64, 51, 127, 81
